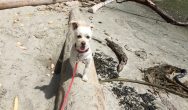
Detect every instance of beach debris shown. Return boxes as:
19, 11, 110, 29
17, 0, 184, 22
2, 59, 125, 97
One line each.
98, 21, 102, 24
50, 63, 55, 74
46, 74, 51, 77
13, 96, 19, 110
13, 18, 20, 23
104, 31, 110, 36
16, 42, 22, 46
135, 50, 147, 60
112, 83, 156, 110
16, 42, 27, 50
100, 77, 188, 97
94, 51, 119, 80
124, 45, 133, 52
51, 63, 55, 69
105, 38, 128, 72
88, 0, 114, 13
19, 46, 27, 50
141, 64, 188, 95
92, 37, 103, 44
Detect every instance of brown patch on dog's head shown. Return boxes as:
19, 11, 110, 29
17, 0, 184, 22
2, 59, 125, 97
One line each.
70, 21, 93, 30
71, 21, 78, 30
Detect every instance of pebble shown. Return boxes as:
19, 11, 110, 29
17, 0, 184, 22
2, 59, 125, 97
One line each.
46, 74, 50, 77
16, 42, 22, 46
13, 19, 20, 23
48, 21, 53, 24
51, 63, 55, 69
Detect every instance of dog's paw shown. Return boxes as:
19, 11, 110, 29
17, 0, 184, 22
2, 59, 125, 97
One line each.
82, 75, 88, 82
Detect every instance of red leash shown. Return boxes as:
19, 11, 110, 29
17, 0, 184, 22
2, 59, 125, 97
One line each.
61, 62, 78, 110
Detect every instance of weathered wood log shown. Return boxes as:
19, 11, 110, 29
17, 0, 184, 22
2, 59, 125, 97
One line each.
116, 0, 188, 26
88, 0, 114, 13
105, 38, 128, 73
54, 8, 106, 110
0, 0, 68, 10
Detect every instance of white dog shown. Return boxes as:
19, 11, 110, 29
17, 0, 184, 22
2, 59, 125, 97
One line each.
69, 21, 93, 82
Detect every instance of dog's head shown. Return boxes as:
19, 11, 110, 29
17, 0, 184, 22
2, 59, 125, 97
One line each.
71, 21, 93, 53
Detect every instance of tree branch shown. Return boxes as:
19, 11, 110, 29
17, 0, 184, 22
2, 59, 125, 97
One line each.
116, 0, 188, 26
100, 78, 188, 98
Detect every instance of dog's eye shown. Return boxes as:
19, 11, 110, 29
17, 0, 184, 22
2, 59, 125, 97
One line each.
77, 35, 82, 38
86, 36, 90, 39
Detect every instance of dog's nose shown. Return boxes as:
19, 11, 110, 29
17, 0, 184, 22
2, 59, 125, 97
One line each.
81, 41, 86, 46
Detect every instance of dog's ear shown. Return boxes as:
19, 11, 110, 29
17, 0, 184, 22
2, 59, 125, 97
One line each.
70, 21, 78, 30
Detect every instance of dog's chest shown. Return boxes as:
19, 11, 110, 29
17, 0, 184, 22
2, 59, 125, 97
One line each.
71, 49, 91, 63
77, 53, 90, 63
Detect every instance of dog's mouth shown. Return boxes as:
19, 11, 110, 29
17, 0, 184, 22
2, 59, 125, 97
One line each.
77, 48, 89, 53
80, 46, 85, 50
78, 46, 89, 53
75, 44, 89, 53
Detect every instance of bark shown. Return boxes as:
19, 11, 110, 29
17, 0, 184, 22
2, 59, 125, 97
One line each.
116, 0, 188, 26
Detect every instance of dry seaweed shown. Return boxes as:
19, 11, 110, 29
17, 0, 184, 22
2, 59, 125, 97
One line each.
94, 51, 119, 80
112, 83, 156, 110
141, 64, 188, 94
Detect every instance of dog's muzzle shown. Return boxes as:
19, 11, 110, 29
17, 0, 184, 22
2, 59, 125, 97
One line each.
75, 43, 89, 53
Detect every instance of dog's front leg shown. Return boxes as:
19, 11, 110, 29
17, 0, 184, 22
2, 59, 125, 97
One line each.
82, 59, 91, 82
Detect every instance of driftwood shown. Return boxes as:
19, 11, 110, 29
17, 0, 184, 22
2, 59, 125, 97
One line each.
116, 0, 188, 26
100, 78, 188, 98
13, 96, 19, 110
105, 38, 128, 73
54, 8, 106, 110
0, 0, 68, 10
88, 0, 114, 13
